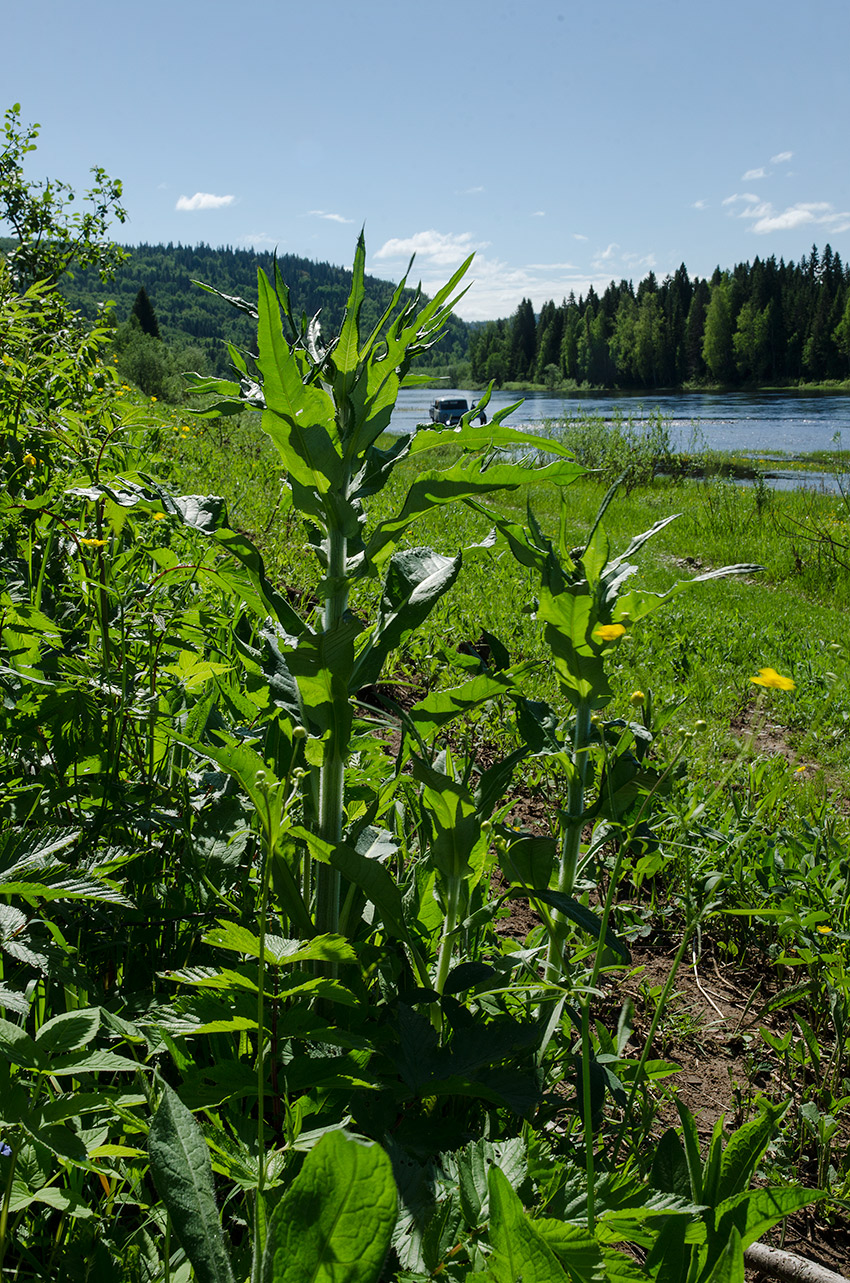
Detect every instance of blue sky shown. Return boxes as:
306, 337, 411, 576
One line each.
4, 0, 849, 319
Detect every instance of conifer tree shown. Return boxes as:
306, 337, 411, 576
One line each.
131, 286, 161, 339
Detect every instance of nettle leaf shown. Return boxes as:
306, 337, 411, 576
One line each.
0, 1017, 39, 1069
456, 1137, 527, 1225
148, 1084, 236, 1283
533, 1220, 606, 1282
203, 920, 357, 969
261, 1130, 397, 1283
35, 1007, 100, 1056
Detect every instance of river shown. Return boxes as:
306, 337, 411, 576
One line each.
390, 388, 850, 458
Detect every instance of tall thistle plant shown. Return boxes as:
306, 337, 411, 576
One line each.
188, 234, 585, 940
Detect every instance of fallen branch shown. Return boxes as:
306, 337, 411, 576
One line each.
745, 1241, 847, 1283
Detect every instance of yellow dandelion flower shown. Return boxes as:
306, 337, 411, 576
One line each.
80, 537, 108, 547
22, 453, 37, 468
816, 924, 833, 934
152, 512, 167, 521
594, 623, 627, 642
795, 764, 807, 774
151, 396, 157, 402
750, 667, 795, 691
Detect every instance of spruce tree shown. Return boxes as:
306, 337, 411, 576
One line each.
131, 286, 161, 340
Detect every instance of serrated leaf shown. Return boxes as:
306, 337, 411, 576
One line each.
35, 1008, 100, 1056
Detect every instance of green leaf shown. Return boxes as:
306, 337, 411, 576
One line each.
148, 1084, 236, 1283
255, 268, 342, 514
44, 1049, 140, 1076
261, 1130, 397, 1283
713, 1184, 821, 1250
506, 888, 630, 961
35, 1008, 100, 1056
0, 1017, 39, 1068
365, 457, 584, 571
407, 671, 514, 743
456, 1137, 527, 1226
716, 1100, 787, 1202
203, 921, 357, 969
487, 1166, 570, 1283
291, 827, 410, 947
649, 1127, 691, 1200
352, 548, 461, 691
533, 1220, 606, 1282
676, 1099, 704, 1202
700, 1227, 744, 1283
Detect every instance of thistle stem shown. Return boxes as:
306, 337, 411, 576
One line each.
546, 698, 592, 983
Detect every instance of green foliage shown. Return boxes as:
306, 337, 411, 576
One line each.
0, 103, 126, 288
0, 183, 835, 1279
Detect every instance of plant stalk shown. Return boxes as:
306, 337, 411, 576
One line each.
315, 519, 349, 937
546, 698, 592, 983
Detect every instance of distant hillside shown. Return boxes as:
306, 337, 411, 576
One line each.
40, 240, 470, 375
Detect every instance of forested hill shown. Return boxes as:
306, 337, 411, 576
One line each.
11, 239, 470, 374
471, 245, 850, 389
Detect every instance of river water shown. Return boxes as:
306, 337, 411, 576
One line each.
391, 388, 850, 458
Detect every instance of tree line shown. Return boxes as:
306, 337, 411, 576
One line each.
45, 240, 468, 377
470, 245, 850, 388
6, 228, 850, 393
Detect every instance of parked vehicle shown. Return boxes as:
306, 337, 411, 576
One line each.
429, 396, 469, 425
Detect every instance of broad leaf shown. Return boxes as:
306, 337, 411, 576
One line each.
487, 1166, 570, 1283
148, 1084, 236, 1283
261, 1130, 397, 1283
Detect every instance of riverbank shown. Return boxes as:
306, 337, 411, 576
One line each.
479, 377, 850, 396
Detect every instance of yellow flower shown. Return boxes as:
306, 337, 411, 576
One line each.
152, 512, 167, 521
151, 396, 157, 402
816, 924, 833, 934
594, 623, 627, 642
22, 453, 37, 468
629, 690, 645, 706
750, 667, 795, 691
80, 537, 108, 547
795, 764, 807, 774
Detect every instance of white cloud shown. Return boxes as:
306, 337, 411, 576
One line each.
308, 209, 354, 224
176, 192, 235, 211
598, 242, 619, 261
750, 201, 850, 235
692, 199, 707, 210
771, 150, 793, 164
742, 167, 768, 181
373, 229, 486, 268
462, 185, 485, 195
724, 197, 850, 235
372, 230, 659, 320
722, 192, 760, 206
237, 232, 280, 247
531, 210, 546, 217
623, 251, 657, 271
573, 232, 588, 241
